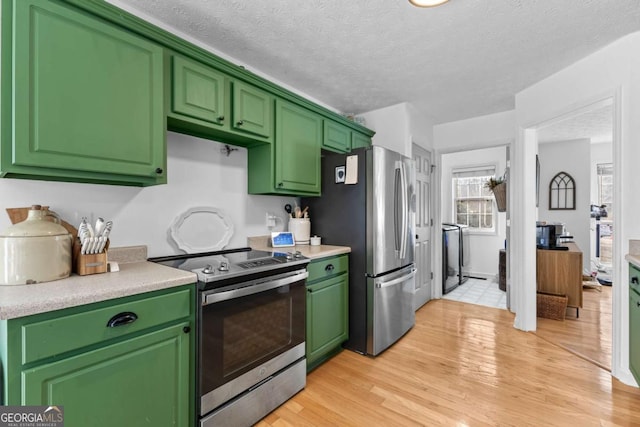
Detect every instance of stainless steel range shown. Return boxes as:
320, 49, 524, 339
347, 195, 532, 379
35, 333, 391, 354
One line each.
149, 247, 309, 427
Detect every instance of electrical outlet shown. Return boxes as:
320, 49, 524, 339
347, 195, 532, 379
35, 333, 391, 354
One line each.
266, 212, 277, 228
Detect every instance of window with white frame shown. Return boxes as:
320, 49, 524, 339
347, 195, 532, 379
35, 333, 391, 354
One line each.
597, 163, 613, 219
452, 166, 496, 231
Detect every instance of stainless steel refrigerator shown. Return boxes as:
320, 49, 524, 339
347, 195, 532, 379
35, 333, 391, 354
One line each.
302, 145, 416, 356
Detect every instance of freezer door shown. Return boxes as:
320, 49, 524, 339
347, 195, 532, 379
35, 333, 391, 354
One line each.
368, 147, 415, 275
367, 265, 416, 355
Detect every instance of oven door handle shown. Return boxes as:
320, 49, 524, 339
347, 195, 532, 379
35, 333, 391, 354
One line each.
202, 270, 309, 305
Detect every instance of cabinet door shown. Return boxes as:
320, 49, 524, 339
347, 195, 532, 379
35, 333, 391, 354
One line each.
631, 289, 640, 384
8, 0, 165, 185
232, 81, 273, 139
172, 55, 226, 126
352, 132, 372, 149
275, 100, 322, 194
22, 323, 191, 427
306, 274, 349, 366
323, 121, 351, 153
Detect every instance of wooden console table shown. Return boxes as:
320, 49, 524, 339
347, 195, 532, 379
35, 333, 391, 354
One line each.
536, 242, 583, 316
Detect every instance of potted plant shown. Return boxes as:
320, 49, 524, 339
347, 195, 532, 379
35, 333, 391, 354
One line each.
485, 176, 507, 212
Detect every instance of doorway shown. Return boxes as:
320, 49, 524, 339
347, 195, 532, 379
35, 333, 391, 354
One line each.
413, 143, 433, 310
439, 145, 509, 310
534, 100, 614, 370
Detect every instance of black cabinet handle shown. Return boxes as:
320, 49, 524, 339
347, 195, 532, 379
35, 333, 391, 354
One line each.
155, 167, 163, 174
217, 116, 224, 122
632, 276, 639, 285
237, 120, 244, 126
325, 264, 334, 272
183, 326, 191, 334
637, 301, 640, 308
106, 312, 138, 328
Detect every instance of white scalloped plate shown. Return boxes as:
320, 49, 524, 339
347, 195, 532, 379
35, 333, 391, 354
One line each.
169, 206, 234, 253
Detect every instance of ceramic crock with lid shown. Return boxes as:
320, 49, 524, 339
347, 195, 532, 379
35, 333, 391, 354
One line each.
0, 205, 72, 285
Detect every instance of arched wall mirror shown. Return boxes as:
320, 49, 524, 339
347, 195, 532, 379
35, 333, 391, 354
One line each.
549, 171, 576, 210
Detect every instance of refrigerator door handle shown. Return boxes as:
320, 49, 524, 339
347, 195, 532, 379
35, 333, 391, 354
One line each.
375, 268, 417, 289
394, 166, 402, 253
399, 162, 408, 260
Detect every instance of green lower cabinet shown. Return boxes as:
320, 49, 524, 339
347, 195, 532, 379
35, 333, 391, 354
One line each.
0, 285, 195, 427
306, 255, 349, 371
1, 0, 166, 186
630, 264, 640, 384
23, 323, 190, 427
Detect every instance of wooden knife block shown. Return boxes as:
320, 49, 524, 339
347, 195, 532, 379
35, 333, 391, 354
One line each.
73, 239, 110, 276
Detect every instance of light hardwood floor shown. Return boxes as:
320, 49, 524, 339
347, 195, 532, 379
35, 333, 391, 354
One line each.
258, 298, 640, 426
536, 285, 612, 371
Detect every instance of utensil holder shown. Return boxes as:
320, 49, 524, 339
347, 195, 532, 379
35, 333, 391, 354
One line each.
73, 239, 110, 276
288, 218, 310, 244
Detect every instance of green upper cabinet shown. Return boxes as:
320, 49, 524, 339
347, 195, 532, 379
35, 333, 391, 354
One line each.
323, 121, 351, 153
232, 80, 273, 139
248, 99, 321, 196
351, 132, 372, 149
1, 0, 166, 186
168, 54, 273, 146
172, 55, 226, 126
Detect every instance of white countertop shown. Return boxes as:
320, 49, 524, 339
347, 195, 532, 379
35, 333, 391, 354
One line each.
248, 236, 350, 260
0, 260, 196, 320
626, 254, 640, 269
626, 239, 640, 269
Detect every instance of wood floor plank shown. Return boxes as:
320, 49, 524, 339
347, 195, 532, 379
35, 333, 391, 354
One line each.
535, 286, 612, 370
260, 298, 640, 426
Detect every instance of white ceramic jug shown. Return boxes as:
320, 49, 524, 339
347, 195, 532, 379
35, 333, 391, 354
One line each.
288, 218, 310, 245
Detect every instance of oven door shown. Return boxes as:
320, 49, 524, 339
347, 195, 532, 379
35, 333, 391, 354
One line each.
199, 269, 307, 416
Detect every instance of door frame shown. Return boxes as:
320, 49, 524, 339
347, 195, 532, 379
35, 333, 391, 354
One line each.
513, 90, 628, 384
412, 143, 434, 308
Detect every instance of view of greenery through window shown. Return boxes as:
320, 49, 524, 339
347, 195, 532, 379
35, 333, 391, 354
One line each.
453, 173, 495, 231
597, 163, 613, 218
597, 163, 613, 265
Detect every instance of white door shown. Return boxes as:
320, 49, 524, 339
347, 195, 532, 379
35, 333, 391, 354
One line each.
413, 144, 433, 310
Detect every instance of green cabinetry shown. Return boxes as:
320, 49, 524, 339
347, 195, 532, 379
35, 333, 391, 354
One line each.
0, 286, 195, 427
351, 132, 372, 149
323, 121, 372, 153
306, 254, 349, 371
323, 121, 351, 153
249, 99, 322, 196
1, 0, 166, 186
630, 263, 640, 384
168, 54, 273, 146
1, 0, 375, 192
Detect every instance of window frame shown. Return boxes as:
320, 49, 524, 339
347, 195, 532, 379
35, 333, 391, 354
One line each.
451, 164, 499, 235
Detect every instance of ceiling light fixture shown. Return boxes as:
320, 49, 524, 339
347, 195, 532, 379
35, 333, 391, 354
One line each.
409, 0, 450, 7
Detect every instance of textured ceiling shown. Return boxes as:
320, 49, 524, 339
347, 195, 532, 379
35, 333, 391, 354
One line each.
109, 0, 640, 124
537, 104, 613, 144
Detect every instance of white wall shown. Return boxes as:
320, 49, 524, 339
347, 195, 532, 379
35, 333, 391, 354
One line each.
441, 147, 507, 278
538, 139, 591, 268
360, 103, 412, 155
514, 31, 640, 386
0, 132, 296, 258
433, 110, 516, 152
